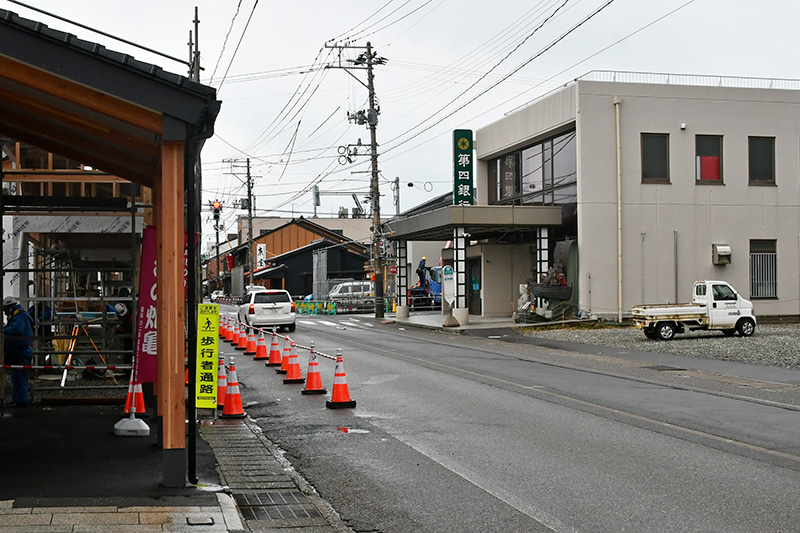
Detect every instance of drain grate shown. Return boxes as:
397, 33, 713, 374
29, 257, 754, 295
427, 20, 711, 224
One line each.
233, 491, 322, 521
643, 365, 688, 372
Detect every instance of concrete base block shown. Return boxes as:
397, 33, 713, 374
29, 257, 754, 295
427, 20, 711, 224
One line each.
396, 305, 410, 319
453, 308, 469, 326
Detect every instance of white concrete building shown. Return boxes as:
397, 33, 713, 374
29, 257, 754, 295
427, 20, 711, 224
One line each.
473, 71, 800, 320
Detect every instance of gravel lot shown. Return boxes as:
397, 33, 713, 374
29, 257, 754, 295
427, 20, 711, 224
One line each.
520, 322, 800, 370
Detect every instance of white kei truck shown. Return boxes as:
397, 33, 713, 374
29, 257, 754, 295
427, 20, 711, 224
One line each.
631, 280, 756, 341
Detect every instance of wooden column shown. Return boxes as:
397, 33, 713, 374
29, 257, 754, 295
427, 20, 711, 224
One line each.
158, 141, 186, 486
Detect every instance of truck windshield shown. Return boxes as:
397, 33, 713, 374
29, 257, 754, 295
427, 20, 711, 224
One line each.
712, 284, 737, 301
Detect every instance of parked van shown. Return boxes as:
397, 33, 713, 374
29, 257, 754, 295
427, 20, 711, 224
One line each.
327, 281, 375, 306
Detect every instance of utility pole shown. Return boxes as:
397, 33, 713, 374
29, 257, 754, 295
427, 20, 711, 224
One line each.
327, 41, 387, 318
222, 159, 255, 290
246, 158, 254, 288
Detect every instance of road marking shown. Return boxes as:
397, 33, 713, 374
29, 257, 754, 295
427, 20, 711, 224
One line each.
317, 320, 337, 326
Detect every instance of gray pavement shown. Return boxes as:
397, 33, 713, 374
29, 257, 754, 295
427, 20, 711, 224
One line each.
3, 310, 799, 532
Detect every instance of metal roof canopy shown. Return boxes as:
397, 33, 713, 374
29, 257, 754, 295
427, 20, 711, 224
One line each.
0, 8, 219, 188
387, 205, 563, 241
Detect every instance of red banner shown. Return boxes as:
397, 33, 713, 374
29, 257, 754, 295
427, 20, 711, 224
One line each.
132, 226, 190, 383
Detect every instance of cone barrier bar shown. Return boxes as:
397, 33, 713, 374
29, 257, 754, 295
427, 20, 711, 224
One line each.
217, 356, 227, 409
276, 336, 290, 374
235, 322, 248, 350
0, 364, 133, 370
123, 379, 147, 416
326, 348, 356, 409
220, 356, 247, 418
254, 329, 268, 360
282, 340, 305, 384
266, 327, 282, 366
244, 326, 257, 355
301, 341, 326, 394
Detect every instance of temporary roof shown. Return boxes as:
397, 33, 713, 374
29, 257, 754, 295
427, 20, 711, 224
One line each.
0, 8, 219, 189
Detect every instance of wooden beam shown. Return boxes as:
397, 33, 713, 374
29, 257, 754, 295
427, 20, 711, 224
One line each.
157, 141, 185, 451
0, 55, 162, 134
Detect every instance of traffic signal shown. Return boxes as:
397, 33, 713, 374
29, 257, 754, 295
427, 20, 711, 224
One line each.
212, 201, 221, 221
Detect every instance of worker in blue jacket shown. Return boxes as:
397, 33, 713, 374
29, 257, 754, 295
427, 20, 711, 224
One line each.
3, 296, 34, 407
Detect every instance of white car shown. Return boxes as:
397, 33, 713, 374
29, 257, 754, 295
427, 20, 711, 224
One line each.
238, 289, 296, 332
209, 290, 224, 303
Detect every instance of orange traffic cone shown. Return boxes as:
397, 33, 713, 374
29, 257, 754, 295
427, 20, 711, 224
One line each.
235, 322, 248, 350
254, 329, 268, 360
283, 340, 305, 384
124, 378, 147, 416
219, 315, 225, 338
276, 337, 290, 374
223, 316, 231, 341
244, 326, 257, 355
302, 341, 326, 395
217, 356, 227, 409
220, 356, 246, 418
266, 328, 282, 367
326, 349, 356, 409
226, 318, 237, 343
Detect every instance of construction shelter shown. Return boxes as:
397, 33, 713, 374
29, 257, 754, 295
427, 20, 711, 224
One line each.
0, 9, 220, 486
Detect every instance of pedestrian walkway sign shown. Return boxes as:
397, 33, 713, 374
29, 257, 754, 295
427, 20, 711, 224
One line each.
195, 304, 219, 409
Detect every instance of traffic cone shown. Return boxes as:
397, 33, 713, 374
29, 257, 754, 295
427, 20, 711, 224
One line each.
244, 326, 257, 355
226, 318, 237, 343
276, 337, 290, 374
235, 322, 248, 350
326, 349, 356, 409
223, 316, 231, 340
302, 341, 326, 395
254, 330, 268, 360
219, 315, 225, 338
266, 329, 282, 366
217, 356, 227, 409
220, 356, 246, 418
283, 340, 305, 384
123, 378, 147, 416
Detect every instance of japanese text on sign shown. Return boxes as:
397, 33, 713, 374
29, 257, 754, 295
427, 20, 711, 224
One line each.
195, 304, 219, 409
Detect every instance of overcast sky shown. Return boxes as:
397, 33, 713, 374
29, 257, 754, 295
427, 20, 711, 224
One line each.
4, 0, 797, 249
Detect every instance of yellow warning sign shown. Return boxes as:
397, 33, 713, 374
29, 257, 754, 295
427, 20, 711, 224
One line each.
195, 304, 219, 409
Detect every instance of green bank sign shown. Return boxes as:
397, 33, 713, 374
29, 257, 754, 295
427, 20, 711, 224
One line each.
453, 129, 474, 205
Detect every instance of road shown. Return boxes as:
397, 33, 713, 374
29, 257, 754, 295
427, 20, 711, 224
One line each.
219, 307, 800, 532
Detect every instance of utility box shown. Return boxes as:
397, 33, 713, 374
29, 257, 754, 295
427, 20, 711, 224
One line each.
712, 244, 731, 265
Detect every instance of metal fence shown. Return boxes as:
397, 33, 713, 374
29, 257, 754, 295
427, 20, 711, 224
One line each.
578, 70, 800, 91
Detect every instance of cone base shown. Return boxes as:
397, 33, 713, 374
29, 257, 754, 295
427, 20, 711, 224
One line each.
283, 377, 305, 384
275, 369, 288, 374
219, 412, 247, 419
301, 388, 327, 395
266, 362, 281, 366
234, 347, 246, 351
326, 399, 357, 409
244, 350, 256, 355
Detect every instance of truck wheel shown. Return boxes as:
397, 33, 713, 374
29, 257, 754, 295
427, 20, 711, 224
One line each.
736, 318, 755, 337
722, 329, 736, 337
643, 328, 658, 340
656, 322, 676, 341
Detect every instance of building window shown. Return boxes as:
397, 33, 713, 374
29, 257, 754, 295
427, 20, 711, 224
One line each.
749, 239, 777, 298
748, 136, 775, 185
696, 135, 722, 182
641, 133, 669, 182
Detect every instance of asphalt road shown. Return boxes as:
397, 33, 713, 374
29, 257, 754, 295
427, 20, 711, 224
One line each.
219, 308, 800, 533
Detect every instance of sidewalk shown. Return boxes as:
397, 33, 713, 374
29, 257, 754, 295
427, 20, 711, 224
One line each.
0, 405, 351, 532
390, 310, 516, 332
